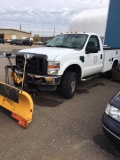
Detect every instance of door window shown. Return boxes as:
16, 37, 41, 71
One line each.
86, 35, 100, 52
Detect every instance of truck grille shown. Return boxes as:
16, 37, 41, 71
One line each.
16, 53, 48, 75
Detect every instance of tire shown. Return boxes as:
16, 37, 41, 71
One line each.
111, 64, 120, 81
61, 72, 77, 99
106, 62, 118, 79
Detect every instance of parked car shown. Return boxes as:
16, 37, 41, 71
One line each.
10, 39, 18, 45
35, 41, 43, 45
16, 39, 32, 46
5, 39, 11, 43
19, 39, 32, 46
102, 91, 120, 147
15, 39, 22, 45
0, 38, 4, 44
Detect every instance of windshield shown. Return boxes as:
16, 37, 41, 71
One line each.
46, 34, 88, 49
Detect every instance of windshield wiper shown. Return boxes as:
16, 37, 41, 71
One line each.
55, 45, 71, 48
46, 45, 53, 47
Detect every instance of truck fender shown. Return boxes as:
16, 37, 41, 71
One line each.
58, 60, 82, 78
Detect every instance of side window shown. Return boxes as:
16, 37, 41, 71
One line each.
86, 35, 100, 51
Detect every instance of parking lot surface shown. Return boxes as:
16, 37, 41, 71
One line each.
0, 44, 120, 160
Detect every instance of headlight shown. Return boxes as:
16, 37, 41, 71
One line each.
47, 61, 60, 75
105, 103, 120, 122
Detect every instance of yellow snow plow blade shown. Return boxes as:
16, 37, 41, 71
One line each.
0, 82, 33, 128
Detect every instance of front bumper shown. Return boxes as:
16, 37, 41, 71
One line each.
102, 113, 120, 147
16, 70, 62, 86
27, 74, 62, 86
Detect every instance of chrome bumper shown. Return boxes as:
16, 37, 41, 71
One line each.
102, 124, 120, 140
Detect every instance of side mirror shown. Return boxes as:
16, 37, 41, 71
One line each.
86, 47, 98, 54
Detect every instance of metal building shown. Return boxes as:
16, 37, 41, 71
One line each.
104, 0, 120, 48
0, 28, 31, 40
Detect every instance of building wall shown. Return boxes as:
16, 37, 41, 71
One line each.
104, 0, 120, 48
4, 34, 12, 40
0, 29, 31, 40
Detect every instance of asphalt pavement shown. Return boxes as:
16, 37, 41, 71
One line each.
0, 44, 120, 160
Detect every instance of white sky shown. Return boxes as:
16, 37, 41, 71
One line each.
0, 0, 109, 36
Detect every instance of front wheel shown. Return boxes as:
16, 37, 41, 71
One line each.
61, 72, 77, 99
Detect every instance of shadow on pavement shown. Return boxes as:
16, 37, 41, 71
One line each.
93, 134, 120, 158
33, 96, 63, 107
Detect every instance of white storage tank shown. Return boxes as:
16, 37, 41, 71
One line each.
70, 8, 108, 41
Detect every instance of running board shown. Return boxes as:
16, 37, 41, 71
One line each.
81, 74, 99, 81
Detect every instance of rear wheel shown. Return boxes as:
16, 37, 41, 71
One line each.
61, 72, 77, 99
106, 62, 118, 79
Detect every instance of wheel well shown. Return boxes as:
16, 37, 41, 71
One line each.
63, 64, 81, 83
113, 60, 118, 66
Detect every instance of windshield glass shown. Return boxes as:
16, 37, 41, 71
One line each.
46, 34, 88, 49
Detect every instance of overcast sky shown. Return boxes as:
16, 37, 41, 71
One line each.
0, 0, 109, 36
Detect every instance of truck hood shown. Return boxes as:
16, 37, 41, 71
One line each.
18, 47, 79, 60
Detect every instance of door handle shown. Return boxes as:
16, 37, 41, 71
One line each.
100, 54, 102, 59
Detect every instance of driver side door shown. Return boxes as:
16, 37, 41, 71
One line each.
82, 35, 103, 77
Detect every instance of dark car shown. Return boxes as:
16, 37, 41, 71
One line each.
102, 91, 120, 147
10, 39, 18, 45
16, 39, 32, 46
0, 38, 4, 44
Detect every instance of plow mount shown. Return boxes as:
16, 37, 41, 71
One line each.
0, 52, 34, 128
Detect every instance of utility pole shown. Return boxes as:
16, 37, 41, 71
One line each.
20, 24, 22, 30
54, 26, 55, 36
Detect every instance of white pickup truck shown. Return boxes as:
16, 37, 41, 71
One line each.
15, 33, 120, 98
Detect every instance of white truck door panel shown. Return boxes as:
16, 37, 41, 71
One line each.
81, 35, 104, 77
82, 51, 103, 77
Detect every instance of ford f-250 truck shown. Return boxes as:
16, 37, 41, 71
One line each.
14, 33, 120, 98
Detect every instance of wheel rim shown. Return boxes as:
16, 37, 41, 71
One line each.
70, 77, 76, 93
